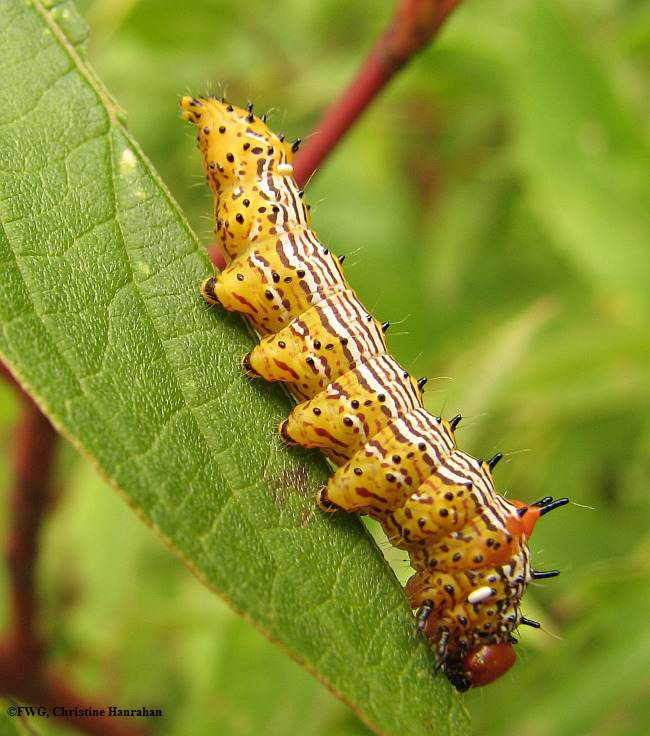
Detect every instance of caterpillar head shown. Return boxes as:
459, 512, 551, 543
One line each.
180, 97, 294, 192
446, 496, 569, 689
447, 642, 517, 691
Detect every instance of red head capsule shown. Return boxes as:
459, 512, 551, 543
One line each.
463, 643, 517, 688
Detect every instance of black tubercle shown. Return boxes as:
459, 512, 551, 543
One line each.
488, 452, 503, 471
532, 570, 560, 580
539, 498, 570, 516
417, 377, 428, 390
450, 414, 462, 431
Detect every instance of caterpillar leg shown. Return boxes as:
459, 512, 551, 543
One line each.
316, 486, 339, 513
279, 415, 349, 466
279, 419, 299, 446
415, 602, 434, 634
242, 352, 262, 379
200, 276, 221, 305
433, 628, 450, 674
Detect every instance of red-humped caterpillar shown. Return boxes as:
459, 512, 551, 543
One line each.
180, 96, 568, 691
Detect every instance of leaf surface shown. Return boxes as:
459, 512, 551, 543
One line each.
0, 2, 469, 734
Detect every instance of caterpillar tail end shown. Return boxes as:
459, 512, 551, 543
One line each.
200, 276, 221, 305
180, 96, 202, 122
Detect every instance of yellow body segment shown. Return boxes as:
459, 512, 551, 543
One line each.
281, 355, 423, 463
385, 454, 512, 550
214, 183, 311, 260
398, 504, 520, 572
321, 409, 456, 514
407, 546, 530, 655
183, 95, 564, 691
210, 227, 348, 334
246, 290, 387, 400
181, 96, 305, 260
405, 549, 529, 613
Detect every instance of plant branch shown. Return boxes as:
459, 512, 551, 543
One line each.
3, 399, 55, 671
293, 0, 462, 186
0, 368, 151, 736
207, 1, 460, 266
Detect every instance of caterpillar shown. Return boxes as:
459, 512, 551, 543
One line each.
180, 96, 568, 692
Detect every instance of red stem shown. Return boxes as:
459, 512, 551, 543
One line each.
4, 401, 55, 670
294, 0, 462, 186
0, 370, 151, 736
208, 242, 226, 270
207, 1, 460, 267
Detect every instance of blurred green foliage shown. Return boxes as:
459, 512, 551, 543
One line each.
1, 0, 649, 733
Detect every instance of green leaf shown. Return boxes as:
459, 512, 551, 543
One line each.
0, 1, 469, 734
43, 0, 89, 55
